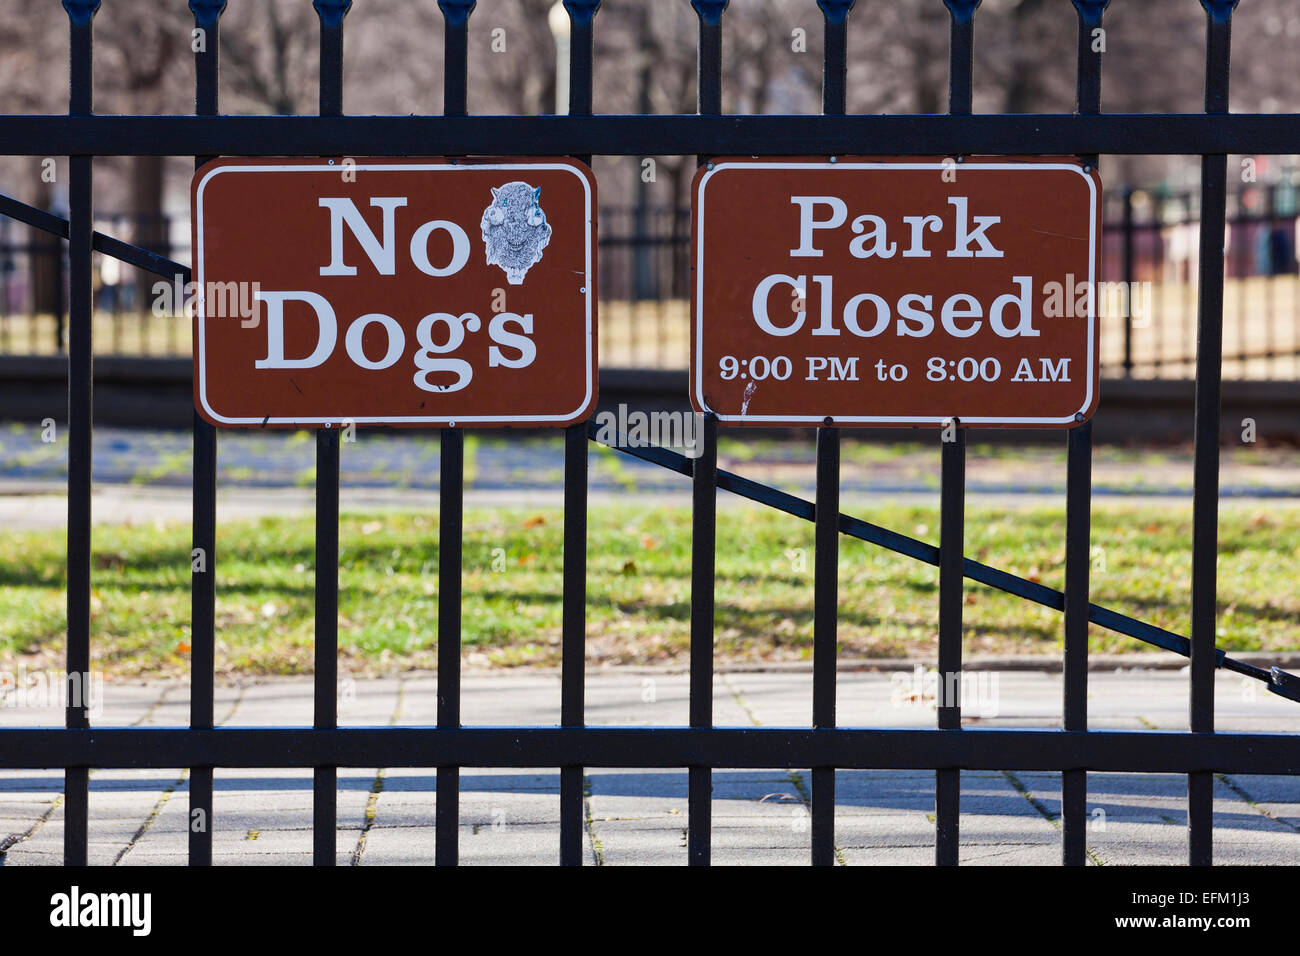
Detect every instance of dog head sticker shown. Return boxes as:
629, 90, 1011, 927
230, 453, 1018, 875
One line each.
481, 181, 552, 285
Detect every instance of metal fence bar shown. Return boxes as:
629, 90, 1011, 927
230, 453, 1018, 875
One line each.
3, 113, 1297, 157
188, 0, 226, 869
1062, 0, 1107, 869
559, 0, 599, 868
812, 0, 853, 870
1121, 188, 1134, 376
688, 0, 725, 868
1062, 428, 1093, 866
434, 0, 473, 869
936, 428, 965, 866
936, 0, 979, 869
560, 422, 588, 865
819, 0, 852, 116
436, 428, 463, 866
313, 427, 340, 866
6, 726, 1298, 774
311, 0, 351, 869
688, 411, 718, 866
812, 425, 840, 866
440, 1, 472, 119
1189, 0, 1238, 868
944, 0, 978, 116
61, 0, 99, 869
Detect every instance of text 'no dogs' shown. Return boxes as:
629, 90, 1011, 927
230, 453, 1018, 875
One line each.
191, 157, 597, 428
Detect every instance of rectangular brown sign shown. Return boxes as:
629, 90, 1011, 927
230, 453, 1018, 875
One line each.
192, 157, 596, 428
690, 158, 1101, 428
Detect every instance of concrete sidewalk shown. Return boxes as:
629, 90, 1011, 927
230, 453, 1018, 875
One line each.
1, 668, 1297, 865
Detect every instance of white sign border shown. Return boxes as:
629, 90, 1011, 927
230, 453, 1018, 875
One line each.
693, 160, 1098, 426
194, 161, 595, 426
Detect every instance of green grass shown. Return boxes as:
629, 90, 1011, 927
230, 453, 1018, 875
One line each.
1, 503, 1297, 677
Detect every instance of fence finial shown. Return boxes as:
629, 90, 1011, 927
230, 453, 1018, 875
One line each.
1199, 0, 1240, 24
61, 0, 101, 25
816, 0, 856, 26
189, 0, 227, 25
942, 0, 981, 24
690, 1, 729, 26
1070, 0, 1109, 25
438, 0, 477, 28
562, 0, 601, 27
312, 0, 353, 28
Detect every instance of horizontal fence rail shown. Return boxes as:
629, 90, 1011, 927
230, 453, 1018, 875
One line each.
1, 728, 1298, 775
0, 113, 1298, 156
0, 0, 1296, 869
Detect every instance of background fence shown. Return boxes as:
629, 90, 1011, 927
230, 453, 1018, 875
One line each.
3, 177, 1300, 376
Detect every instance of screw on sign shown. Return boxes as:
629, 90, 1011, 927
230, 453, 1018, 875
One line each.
690, 158, 1101, 428
190, 157, 597, 428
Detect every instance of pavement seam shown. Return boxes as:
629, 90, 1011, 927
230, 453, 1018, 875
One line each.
582, 774, 604, 866
351, 677, 407, 866
721, 673, 848, 865
113, 770, 187, 866
721, 673, 760, 726
111, 683, 184, 865
132, 681, 178, 726
1000, 769, 1107, 866
217, 682, 248, 725
784, 770, 847, 866
1215, 773, 1300, 833
0, 794, 64, 865
3, 680, 180, 865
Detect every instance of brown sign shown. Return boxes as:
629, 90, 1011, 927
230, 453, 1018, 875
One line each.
191, 157, 596, 428
691, 158, 1101, 428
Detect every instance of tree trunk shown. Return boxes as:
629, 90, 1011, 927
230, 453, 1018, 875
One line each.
131, 154, 166, 314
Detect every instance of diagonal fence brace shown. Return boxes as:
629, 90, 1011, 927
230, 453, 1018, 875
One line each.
0, 192, 189, 282
589, 423, 1299, 699
3, 191, 1293, 701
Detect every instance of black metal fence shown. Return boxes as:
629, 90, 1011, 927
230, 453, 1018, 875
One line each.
1100, 179, 1300, 378
0, 0, 1298, 868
